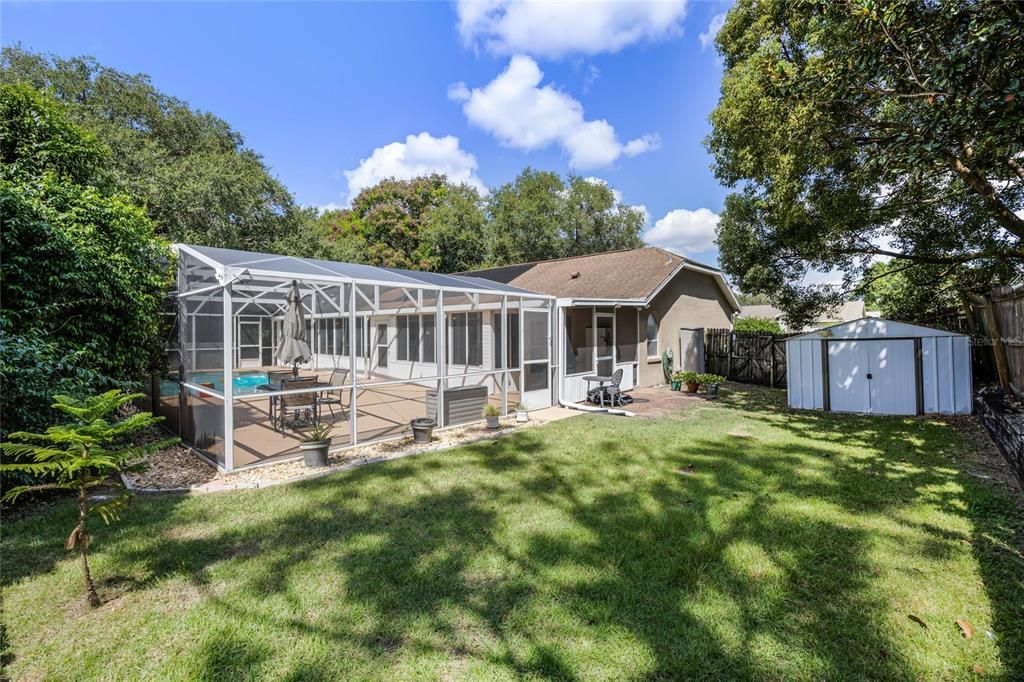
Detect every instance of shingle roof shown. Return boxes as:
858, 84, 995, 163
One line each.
464, 247, 738, 309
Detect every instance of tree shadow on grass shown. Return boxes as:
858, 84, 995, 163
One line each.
5, 389, 1022, 679
713, 385, 1024, 678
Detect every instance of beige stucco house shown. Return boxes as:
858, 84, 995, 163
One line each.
468, 247, 740, 399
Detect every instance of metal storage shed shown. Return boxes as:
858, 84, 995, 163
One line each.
786, 318, 972, 416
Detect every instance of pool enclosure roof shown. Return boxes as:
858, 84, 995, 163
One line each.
174, 244, 553, 298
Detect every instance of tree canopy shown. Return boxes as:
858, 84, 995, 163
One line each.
0, 83, 171, 434
305, 169, 647, 273
487, 169, 645, 266
707, 0, 1024, 326
1, 46, 307, 252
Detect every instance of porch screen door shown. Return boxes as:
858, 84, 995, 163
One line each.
521, 309, 551, 408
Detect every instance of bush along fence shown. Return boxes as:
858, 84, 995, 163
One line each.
704, 329, 790, 388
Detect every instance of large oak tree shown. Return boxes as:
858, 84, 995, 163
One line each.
707, 0, 1023, 325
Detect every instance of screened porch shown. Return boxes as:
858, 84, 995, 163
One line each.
149, 244, 555, 472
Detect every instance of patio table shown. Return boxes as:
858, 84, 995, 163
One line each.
582, 374, 614, 407
257, 379, 331, 428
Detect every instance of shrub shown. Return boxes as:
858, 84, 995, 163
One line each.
677, 371, 701, 385
0, 84, 172, 436
734, 316, 784, 334
0, 390, 177, 607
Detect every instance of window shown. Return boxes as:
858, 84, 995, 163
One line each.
564, 308, 593, 375
422, 315, 435, 363
646, 312, 658, 359
333, 318, 349, 356
397, 316, 408, 359
449, 312, 483, 366
396, 315, 423, 362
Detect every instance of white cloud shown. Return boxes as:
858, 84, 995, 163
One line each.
583, 176, 622, 204
343, 132, 485, 202
316, 202, 343, 214
449, 56, 660, 170
643, 207, 720, 254
698, 13, 726, 51
455, 0, 689, 59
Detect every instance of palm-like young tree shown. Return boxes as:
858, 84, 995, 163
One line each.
1, 390, 178, 607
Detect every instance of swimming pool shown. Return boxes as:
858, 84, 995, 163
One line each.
160, 371, 269, 397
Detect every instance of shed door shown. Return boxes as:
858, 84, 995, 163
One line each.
828, 340, 916, 415
867, 340, 916, 415
828, 341, 871, 413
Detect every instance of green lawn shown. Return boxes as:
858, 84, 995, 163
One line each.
3, 387, 1023, 680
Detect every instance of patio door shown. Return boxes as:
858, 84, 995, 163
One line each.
521, 309, 551, 409
595, 312, 614, 376
238, 319, 262, 368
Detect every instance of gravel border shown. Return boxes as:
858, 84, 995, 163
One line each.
122, 415, 561, 495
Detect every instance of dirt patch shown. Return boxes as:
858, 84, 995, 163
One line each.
942, 414, 1024, 503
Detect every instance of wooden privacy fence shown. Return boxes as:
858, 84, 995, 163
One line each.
704, 329, 789, 388
965, 284, 1024, 399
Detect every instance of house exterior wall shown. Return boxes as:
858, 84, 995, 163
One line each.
638, 269, 735, 387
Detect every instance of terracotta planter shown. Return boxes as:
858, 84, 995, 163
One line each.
300, 439, 331, 467
685, 382, 699, 394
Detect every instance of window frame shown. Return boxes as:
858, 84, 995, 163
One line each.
645, 311, 659, 361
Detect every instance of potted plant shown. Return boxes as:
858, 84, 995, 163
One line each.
678, 371, 701, 393
300, 421, 333, 467
700, 373, 725, 398
670, 371, 684, 391
484, 403, 501, 429
410, 416, 436, 444
514, 402, 530, 423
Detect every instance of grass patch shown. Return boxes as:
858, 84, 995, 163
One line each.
3, 387, 1023, 680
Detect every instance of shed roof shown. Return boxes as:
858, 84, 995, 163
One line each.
175, 244, 549, 297
787, 317, 966, 341
464, 247, 739, 310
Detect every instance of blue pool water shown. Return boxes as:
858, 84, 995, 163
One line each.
160, 371, 268, 397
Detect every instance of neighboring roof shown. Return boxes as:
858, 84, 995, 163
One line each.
788, 317, 967, 341
464, 247, 740, 311
740, 300, 866, 324
175, 244, 549, 298
740, 304, 783, 319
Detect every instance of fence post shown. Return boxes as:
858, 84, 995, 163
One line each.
769, 335, 776, 387
726, 331, 733, 380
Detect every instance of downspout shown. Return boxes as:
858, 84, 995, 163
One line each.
558, 397, 636, 417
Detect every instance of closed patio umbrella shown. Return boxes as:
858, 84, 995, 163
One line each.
275, 280, 312, 376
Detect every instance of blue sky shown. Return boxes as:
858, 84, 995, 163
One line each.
2, 0, 733, 266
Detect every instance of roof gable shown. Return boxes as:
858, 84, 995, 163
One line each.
466, 247, 739, 310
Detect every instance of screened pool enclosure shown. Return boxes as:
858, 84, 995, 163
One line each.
151, 244, 555, 471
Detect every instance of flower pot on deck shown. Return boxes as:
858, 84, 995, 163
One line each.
411, 417, 436, 444
300, 439, 331, 467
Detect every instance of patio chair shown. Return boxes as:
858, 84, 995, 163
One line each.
318, 368, 349, 420
587, 368, 627, 407
267, 369, 293, 385
277, 377, 317, 433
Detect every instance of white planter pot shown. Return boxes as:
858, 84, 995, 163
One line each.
516, 410, 529, 423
